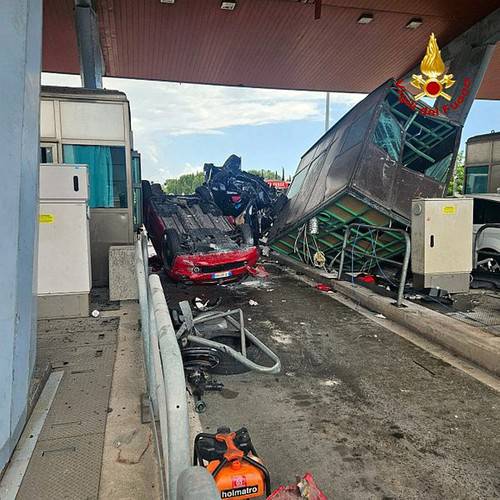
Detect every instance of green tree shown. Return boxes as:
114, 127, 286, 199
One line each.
163, 172, 204, 194
246, 169, 283, 180
163, 168, 284, 194
447, 151, 465, 196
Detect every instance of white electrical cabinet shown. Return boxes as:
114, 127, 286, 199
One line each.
38, 164, 91, 318
411, 198, 473, 293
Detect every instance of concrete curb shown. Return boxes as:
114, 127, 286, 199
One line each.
273, 254, 500, 377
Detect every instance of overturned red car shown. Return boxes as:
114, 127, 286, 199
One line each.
142, 182, 259, 284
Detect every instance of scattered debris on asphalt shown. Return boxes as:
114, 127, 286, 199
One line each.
174, 300, 280, 411
193, 296, 222, 312
268, 472, 327, 499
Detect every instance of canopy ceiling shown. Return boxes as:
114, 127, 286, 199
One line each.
42, 0, 499, 99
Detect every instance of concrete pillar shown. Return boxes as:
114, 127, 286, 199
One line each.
0, 0, 42, 471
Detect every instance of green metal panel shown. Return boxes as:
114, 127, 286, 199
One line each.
270, 193, 406, 271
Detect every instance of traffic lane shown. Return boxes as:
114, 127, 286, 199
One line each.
163, 265, 500, 499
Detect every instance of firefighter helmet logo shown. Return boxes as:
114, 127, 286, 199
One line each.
411, 33, 455, 101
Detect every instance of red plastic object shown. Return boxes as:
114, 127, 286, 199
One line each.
357, 274, 376, 284
247, 265, 269, 278
314, 283, 332, 292
267, 473, 328, 499
168, 247, 259, 284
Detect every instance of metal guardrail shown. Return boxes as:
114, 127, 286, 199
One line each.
473, 223, 500, 268
135, 227, 219, 500
337, 223, 411, 307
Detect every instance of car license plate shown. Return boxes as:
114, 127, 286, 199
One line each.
212, 271, 232, 279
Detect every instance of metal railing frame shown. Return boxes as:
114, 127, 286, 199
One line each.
337, 223, 411, 307
135, 227, 218, 500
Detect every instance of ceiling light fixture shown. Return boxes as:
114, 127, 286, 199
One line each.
357, 13, 374, 24
159, 0, 175, 4
220, 1, 237, 10
406, 18, 423, 29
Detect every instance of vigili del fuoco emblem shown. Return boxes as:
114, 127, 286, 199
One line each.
411, 33, 455, 101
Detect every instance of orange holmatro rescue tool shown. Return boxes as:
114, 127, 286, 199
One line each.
194, 427, 271, 499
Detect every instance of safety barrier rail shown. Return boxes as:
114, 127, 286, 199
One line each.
135, 227, 219, 499
337, 223, 411, 307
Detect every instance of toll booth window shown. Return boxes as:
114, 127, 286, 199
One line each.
63, 145, 128, 208
340, 113, 371, 154
373, 109, 402, 161
376, 88, 459, 185
40, 146, 54, 163
287, 166, 309, 199
465, 166, 489, 194
400, 113, 457, 183
473, 199, 500, 224
424, 153, 453, 184
131, 152, 142, 229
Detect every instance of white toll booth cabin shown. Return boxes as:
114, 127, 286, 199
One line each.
39, 86, 142, 286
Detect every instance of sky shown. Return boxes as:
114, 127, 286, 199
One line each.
41, 72, 500, 183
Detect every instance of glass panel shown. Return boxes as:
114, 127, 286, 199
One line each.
287, 166, 309, 199
373, 109, 402, 161
384, 88, 459, 184
40, 146, 54, 164
473, 199, 500, 224
424, 153, 453, 184
63, 145, 128, 208
132, 152, 141, 185
131, 151, 142, 228
465, 166, 489, 194
341, 113, 371, 153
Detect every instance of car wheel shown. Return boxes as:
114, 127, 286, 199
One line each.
162, 228, 181, 266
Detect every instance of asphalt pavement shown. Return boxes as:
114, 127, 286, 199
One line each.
163, 264, 500, 500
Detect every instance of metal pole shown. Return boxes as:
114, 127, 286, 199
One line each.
396, 231, 411, 307
325, 92, 330, 132
177, 467, 220, 499
337, 226, 352, 279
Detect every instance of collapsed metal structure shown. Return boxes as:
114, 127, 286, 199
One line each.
269, 79, 461, 269
269, 13, 500, 272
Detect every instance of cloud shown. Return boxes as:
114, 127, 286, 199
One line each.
41, 73, 365, 180
41, 73, 364, 137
